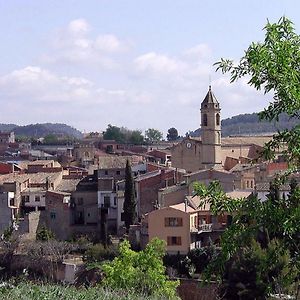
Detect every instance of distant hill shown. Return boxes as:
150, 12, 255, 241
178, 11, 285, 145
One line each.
188, 112, 299, 137
0, 123, 83, 139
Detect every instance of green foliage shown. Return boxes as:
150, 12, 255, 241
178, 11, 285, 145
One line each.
2, 226, 14, 241
103, 124, 144, 145
166, 127, 179, 141
84, 244, 118, 263
36, 225, 55, 241
43, 134, 58, 144
129, 130, 145, 145
197, 16, 300, 298
145, 128, 163, 144
102, 238, 180, 299
193, 181, 244, 215
220, 240, 297, 300
195, 179, 300, 297
103, 124, 125, 143
123, 160, 136, 231
215, 16, 300, 167
188, 242, 219, 274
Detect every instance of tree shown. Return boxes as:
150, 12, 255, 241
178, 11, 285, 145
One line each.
145, 128, 163, 144
129, 130, 144, 145
103, 125, 145, 145
102, 238, 180, 299
103, 124, 125, 143
43, 134, 58, 145
166, 127, 179, 141
216, 17, 300, 168
123, 160, 136, 231
194, 17, 300, 298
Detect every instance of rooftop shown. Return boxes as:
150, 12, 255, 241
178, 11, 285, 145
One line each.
56, 178, 81, 192
98, 156, 141, 169
201, 86, 219, 107
222, 135, 273, 147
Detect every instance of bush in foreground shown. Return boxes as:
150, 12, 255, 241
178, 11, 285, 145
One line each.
102, 238, 180, 299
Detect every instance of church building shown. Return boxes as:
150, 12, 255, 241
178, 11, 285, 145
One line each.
171, 86, 268, 173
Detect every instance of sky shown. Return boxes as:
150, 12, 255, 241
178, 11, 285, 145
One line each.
0, 1, 299, 136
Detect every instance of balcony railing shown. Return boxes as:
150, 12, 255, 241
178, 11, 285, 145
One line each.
190, 223, 213, 233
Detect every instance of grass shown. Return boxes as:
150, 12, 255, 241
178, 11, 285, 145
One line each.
0, 281, 171, 300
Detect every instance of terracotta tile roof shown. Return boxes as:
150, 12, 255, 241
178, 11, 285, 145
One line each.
56, 178, 81, 192
98, 155, 141, 169
221, 135, 273, 147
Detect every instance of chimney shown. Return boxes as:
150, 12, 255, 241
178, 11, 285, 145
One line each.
184, 196, 188, 212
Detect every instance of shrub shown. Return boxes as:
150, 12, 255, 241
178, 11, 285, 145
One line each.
36, 226, 55, 241
84, 244, 118, 263
102, 238, 180, 299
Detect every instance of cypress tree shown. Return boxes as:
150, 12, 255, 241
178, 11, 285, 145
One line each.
123, 159, 136, 231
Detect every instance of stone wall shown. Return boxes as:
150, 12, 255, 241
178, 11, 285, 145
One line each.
177, 279, 217, 300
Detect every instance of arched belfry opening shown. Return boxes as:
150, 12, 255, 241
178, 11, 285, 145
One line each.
203, 113, 208, 126
216, 113, 220, 126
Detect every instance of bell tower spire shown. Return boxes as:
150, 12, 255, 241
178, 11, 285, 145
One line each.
200, 86, 222, 168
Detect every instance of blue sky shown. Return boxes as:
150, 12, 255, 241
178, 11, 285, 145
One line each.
0, 1, 299, 136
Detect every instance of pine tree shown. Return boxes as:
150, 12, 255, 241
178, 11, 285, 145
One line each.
123, 159, 136, 231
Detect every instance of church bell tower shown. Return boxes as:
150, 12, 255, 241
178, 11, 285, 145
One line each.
200, 86, 222, 168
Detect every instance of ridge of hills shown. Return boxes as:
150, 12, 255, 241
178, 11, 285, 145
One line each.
0, 123, 83, 139
190, 112, 299, 137
0, 111, 298, 140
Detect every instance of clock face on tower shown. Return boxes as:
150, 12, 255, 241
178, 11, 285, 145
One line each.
186, 142, 192, 148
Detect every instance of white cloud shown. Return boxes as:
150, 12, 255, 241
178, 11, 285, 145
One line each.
134, 52, 186, 74
95, 34, 127, 53
42, 19, 130, 69
1, 17, 270, 135
184, 43, 212, 59
0, 66, 94, 102
68, 19, 90, 35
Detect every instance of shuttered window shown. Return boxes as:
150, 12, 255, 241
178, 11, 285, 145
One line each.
167, 236, 182, 246
165, 217, 183, 227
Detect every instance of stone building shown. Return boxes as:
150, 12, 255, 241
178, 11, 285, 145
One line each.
171, 86, 222, 172
171, 86, 270, 173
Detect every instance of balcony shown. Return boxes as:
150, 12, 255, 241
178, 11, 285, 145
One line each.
190, 223, 213, 234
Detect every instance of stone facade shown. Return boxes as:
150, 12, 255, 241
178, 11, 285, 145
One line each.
171, 86, 222, 172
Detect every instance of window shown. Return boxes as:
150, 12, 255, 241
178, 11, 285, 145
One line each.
116, 170, 120, 175
24, 195, 30, 203
202, 113, 208, 126
250, 181, 253, 188
50, 212, 56, 220
104, 196, 110, 208
165, 217, 183, 227
167, 236, 182, 246
216, 113, 220, 126
35, 196, 40, 202
113, 197, 117, 206
77, 198, 83, 205
104, 170, 108, 175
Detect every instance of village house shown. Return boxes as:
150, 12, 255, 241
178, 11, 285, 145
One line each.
147, 149, 172, 166
146, 191, 252, 254
73, 142, 96, 167
0, 131, 15, 144
135, 168, 178, 219
0, 190, 17, 234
